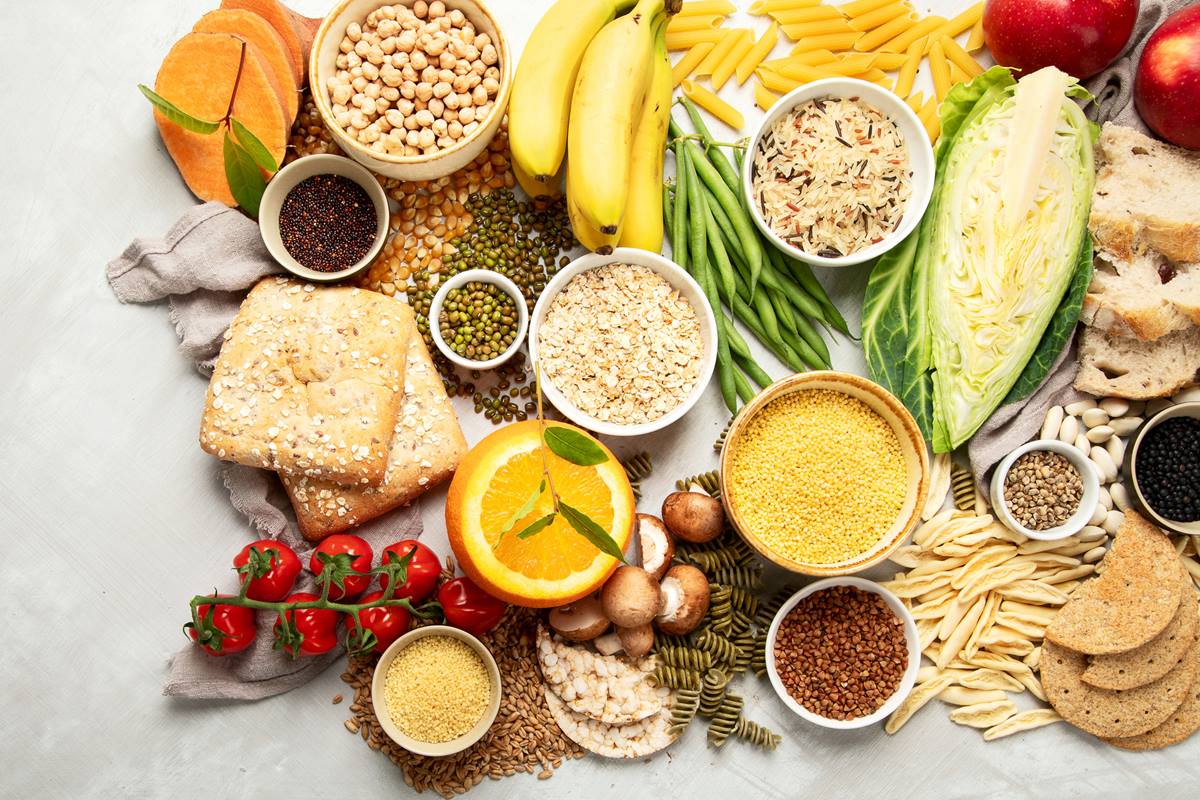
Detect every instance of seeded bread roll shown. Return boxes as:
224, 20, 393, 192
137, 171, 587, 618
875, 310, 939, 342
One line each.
200, 278, 409, 486
1074, 325, 1200, 400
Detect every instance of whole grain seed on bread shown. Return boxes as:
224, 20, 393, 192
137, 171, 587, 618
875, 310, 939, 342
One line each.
200, 278, 409, 486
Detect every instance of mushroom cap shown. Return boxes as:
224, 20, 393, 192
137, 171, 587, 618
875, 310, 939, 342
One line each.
600, 566, 663, 628
616, 623, 655, 659
656, 564, 710, 635
662, 491, 725, 543
637, 514, 675, 581
548, 596, 610, 642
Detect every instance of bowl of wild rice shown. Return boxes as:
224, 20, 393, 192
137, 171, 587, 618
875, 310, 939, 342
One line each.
743, 78, 934, 267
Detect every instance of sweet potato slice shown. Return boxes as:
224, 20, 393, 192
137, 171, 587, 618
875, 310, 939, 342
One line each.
193, 9, 299, 122
221, 0, 310, 81
153, 32, 287, 206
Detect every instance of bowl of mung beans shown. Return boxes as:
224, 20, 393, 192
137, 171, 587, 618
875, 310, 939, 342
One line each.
429, 268, 528, 369
719, 371, 928, 576
371, 625, 502, 757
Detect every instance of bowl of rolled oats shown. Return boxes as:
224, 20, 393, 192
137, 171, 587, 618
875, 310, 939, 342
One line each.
528, 248, 717, 437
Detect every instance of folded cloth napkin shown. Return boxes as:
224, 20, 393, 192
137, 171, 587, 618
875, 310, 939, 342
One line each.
108, 202, 423, 700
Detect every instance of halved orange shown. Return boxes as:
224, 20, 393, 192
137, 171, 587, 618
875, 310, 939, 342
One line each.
445, 420, 635, 608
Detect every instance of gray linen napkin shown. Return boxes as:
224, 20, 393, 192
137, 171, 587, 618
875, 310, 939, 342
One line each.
107, 201, 424, 700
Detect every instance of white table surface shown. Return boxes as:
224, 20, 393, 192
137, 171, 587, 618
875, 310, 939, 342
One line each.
1, 1, 1195, 797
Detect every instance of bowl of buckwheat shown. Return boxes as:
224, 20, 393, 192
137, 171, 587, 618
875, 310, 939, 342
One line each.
310, 0, 512, 180
528, 248, 718, 438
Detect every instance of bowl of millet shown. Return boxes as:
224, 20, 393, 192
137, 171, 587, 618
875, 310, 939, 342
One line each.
1125, 402, 1200, 535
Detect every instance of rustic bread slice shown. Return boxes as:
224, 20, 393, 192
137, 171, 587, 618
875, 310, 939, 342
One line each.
1105, 643, 1200, 751
1044, 511, 1182, 655
1074, 325, 1200, 399
1090, 124, 1200, 264
1082, 250, 1200, 342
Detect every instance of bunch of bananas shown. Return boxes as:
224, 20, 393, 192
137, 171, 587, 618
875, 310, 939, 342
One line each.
509, 0, 680, 253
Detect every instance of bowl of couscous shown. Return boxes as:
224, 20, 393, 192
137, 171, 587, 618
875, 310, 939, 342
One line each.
719, 372, 928, 576
371, 625, 502, 756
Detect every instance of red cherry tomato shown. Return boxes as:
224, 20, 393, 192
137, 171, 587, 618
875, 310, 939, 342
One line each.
438, 577, 507, 637
349, 591, 412, 654
274, 592, 340, 656
233, 539, 302, 601
189, 596, 256, 656
310, 534, 373, 601
378, 540, 441, 603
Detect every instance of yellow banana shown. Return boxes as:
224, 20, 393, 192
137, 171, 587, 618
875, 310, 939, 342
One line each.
567, 170, 620, 254
513, 158, 564, 202
509, 0, 637, 182
568, 0, 678, 234
619, 23, 671, 252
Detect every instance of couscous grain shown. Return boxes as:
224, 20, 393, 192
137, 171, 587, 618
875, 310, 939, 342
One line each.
384, 635, 491, 743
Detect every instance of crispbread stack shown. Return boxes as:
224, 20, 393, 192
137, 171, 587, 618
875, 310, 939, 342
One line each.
1041, 511, 1200, 749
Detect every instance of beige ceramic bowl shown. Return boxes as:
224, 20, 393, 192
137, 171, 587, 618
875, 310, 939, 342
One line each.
371, 625, 502, 757
1124, 401, 1200, 535
309, 0, 512, 180
719, 371, 929, 576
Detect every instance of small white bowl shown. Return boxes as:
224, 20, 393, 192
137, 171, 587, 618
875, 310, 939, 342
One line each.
371, 625, 502, 757
258, 154, 389, 283
990, 439, 1101, 541
428, 269, 528, 370
765, 577, 921, 730
742, 78, 934, 267
527, 248, 718, 438
1125, 401, 1200, 535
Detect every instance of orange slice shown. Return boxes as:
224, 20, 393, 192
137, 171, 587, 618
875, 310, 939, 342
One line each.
446, 420, 635, 608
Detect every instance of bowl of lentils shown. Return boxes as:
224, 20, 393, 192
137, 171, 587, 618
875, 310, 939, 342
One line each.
1125, 402, 1200, 535
429, 268, 528, 369
990, 439, 1100, 541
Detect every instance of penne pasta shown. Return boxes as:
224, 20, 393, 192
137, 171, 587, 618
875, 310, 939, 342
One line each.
905, 91, 924, 116
965, 18, 986, 52
893, 36, 921, 97
782, 19, 855, 40
847, 1, 909, 32
822, 53, 876, 74
859, 67, 888, 82
678, 0, 736, 16
665, 28, 726, 50
695, 29, 742, 75
853, 12, 915, 51
948, 62, 971, 86
735, 22, 780, 84
681, 80, 745, 129
712, 30, 754, 90
918, 94, 940, 143
771, 6, 844, 24
929, 38, 952, 102
748, 0, 821, 14
840, 0, 896, 17
754, 80, 781, 111
880, 15, 946, 53
755, 66, 804, 92
941, 34, 984, 79
869, 52, 910, 70
934, 2, 983, 39
761, 61, 838, 82
672, 42, 716, 87
667, 14, 725, 34
791, 30, 863, 53
762, 49, 838, 69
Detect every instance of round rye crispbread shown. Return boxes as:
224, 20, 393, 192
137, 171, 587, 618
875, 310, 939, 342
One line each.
1083, 577, 1198, 690
1043, 512, 1182, 655
1041, 639, 1198, 739
1105, 646, 1200, 751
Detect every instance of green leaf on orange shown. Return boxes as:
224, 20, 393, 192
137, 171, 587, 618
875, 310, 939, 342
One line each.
138, 84, 221, 134
230, 116, 279, 173
223, 131, 266, 218
559, 502, 626, 562
514, 513, 557, 540
544, 427, 609, 466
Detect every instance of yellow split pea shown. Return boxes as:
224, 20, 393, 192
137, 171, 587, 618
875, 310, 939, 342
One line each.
384, 635, 491, 743
728, 389, 906, 565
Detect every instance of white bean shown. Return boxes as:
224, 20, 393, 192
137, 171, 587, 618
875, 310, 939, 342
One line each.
1108, 417, 1144, 436
1172, 387, 1200, 404
1091, 446, 1119, 483
1088, 502, 1107, 526
1082, 408, 1110, 428
1078, 525, 1107, 542
1105, 435, 1125, 465
1102, 509, 1125, 534
1098, 486, 1113, 510
1041, 405, 1064, 440
1098, 398, 1130, 418
1083, 546, 1107, 564
1074, 432, 1092, 456
1066, 399, 1097, 416
1058, 415, 1079, 444
1110, 482, 1132, 513
1086, 425, 1114, 444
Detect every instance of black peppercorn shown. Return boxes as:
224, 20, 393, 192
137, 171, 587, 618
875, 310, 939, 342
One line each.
1135, 417, 1200, 522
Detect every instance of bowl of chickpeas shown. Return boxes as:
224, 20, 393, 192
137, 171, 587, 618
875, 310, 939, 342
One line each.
310, 0, 512, 180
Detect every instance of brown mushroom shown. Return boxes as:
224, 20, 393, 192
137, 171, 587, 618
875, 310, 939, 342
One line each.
548, 596, 610, 642
655, 564, 711, 635
662, 491, 724, 543
637, 514, 675, 581
617, 623, 655, 658
600, 566, 663, 628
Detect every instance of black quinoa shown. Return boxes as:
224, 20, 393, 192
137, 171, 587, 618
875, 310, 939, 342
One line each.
279, 174, 377, 272
1135, 417, 1200, 522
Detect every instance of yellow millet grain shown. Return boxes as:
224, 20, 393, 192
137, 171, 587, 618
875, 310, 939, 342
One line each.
728, 389, 907, 565
384, 636, 491, 744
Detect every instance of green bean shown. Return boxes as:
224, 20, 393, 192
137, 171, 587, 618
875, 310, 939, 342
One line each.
733, 367, 755, 404
768, 288, 800, 338
729, 294, 806, 372
684, 140, 762, 301
722, 315, 751, 360
672, 139, 689, 271
733, 350, 773, 390
681, 97, 740, 195
703, 203, 736, 304
779, 324, 827, 371
662, 182, 673, 235
778, 254, 849, 334
761, 246, 826, 321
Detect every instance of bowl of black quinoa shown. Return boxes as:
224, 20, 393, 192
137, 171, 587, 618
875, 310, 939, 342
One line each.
1125, 402, 1200, 535
259, 154, 389, 283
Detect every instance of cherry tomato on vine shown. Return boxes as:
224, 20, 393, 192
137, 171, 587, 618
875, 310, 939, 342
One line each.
378, 540, 441, 603
310, 534, 373, 600
233, 539, 301, 601
348, 591, 412, 654
188, 596, 256, 657
438, 577, 507, 636
274, 592, 340, 657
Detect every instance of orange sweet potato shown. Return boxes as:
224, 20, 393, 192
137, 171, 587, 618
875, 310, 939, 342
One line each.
220, 0, 311, 82
153, 32, 288, 206
193, 9, 299, 122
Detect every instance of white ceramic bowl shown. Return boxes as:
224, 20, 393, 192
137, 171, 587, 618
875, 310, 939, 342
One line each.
428, 269, 528, 370
742, 78, 934, 267
371, 625, 502, 757
309, 0, 512, 181
527, 248, 718, 438
990, 439, 1101, 541
765, 577, 921, 730
1124, 401, 1200, 535
258, 154, 389, 283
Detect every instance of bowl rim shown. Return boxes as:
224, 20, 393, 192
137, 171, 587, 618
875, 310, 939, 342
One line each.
1123, 401, 1200, 535
428, 268, 529, 370
527, 247, 719, 438
719, 370, 930, 575
988, 438, 1101, 541
741, 77, 934, 268
370, 624, 502, 757
765, 577, 921, 729
308, 0, 513, 166
258, 154, 389, 283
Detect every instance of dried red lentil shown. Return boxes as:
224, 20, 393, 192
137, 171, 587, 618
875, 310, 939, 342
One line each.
727, 389, 906, 565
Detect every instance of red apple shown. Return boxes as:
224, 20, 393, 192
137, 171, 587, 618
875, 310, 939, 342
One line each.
983, 0, 1139, 80
1136, 5, 1200, 149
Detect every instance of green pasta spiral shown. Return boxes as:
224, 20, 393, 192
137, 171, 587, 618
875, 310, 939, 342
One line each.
650, 664, 702, 690
714, 418, 733, 453
698, 667, 732, 716
706, 693, 744, 748
654, 631, 691, 652
724, 585, 761, 616
688, 547, 745, 572
951, 462, 976, 512
668, 688, 701, 734
709, 565, 764, 591
755, 586, 797, 629
730, 607, 755, 635
706, 586, 734, 635
734, 717, 782, 750
659, 645, 713, 672
693, 627, 740, 666
675, 470, 721, 498
622, 452, 653, 482
751, 629, 769, 677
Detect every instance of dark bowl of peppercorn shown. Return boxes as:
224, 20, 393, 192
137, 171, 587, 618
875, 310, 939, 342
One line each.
1125, 402, 1200, 535
259, 154, 389, 283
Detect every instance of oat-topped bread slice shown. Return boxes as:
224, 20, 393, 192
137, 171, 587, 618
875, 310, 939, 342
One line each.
1074, 325, 1200, 399
201, 278, 410, 487
1044, 511, 1183, 655
281, 314, 467, 540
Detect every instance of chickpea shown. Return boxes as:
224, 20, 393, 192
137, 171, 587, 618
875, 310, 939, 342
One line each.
377, 18, 400, 38
484, 66, 500, 81
443, 108, 459, 123
416, 82, 434, 102
381, 86, 400, 102
404, 115, 420, 132
380, 37, 396, 55
339, 37, 354, 54
359, 126, 381, 144
354, 39, 371, 57
362, 62, 380, 81
415, 108, 435, 128
428, 98, 445, 118
438, 135, 455, 149
420, 66, 439, 84
370, 140, 385, 153
474, 33, 491, 50
413, 0, 428, 19
481, 77, 499, 95
381, 64, 403, 87
429, 1, 446, 18
436, 16, 452, 32
439, 51, 457, 70
400, 81, 417, 100
471, 85, 488, 105
462, 121, 479, 137
350, 65, 364, 78
410, 50, 429, 71
418, 128, 436, 149
395, 98, 415, 116
367, 46, 385, 66
458, 105, 476, 125
386, 109, 406, 129
406, 129, 421, 147
352, 75, 369, 92
349, 110, 369, 130
396, 30, 417, 53
444, 92, 460, 110
346, 52, 362, 68
433, 82, 452, 99
425, 35, 447, 58
402, 64, 418, 82
448, 9, 465, 26
346, 22, 362, 42
379, 4, 396, 21
405, 145, 421, 156
432, 118, 448, 136
336, 54, 349, 69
